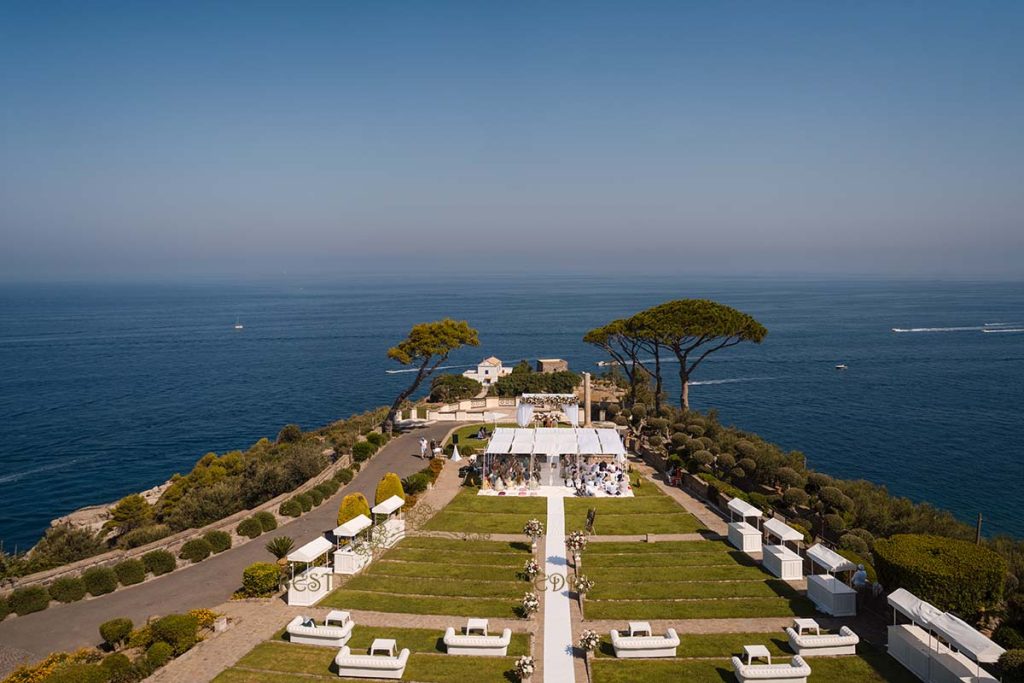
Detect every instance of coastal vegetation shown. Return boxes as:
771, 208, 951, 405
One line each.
489, 360, 581, 397
428, 373, 481, 402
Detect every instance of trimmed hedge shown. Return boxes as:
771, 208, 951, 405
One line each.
296, 493, 313, 512
146, 641, 174, 668
994, 624, 1024, 650
375, 472, 406, 505
143, 549, 176, 576
178, 538, 213, 563
254, 511, 278, 532
278, 499, 302, 517
874, 534, 1007, 618
334, 468, 354, 484
204, 529, 232, 553
236, 517, 264, 539
48, 576, 87, 603
99, 653, 135, 680
242, 562, 280, 598
352, 441, 377, 462
82, 566, 118, 597
10, 585, 50, 615
100, 617, 133, 649
114, 559, 147, 586
151, 613, 199, 655
42, 663, 106, 683
316, 479, 340, 496
307, 488, 325, 506
1000, 649, 1024, 683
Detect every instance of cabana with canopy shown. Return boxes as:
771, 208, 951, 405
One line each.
761, 517, 804, 580
482, 427, 628, 490
805, 543, 857, 617
887, 588, 1002, 682
286, 536, 334, 606
371, 495, 406, 548
726, 497, 763, 554
332, 513, 373, 575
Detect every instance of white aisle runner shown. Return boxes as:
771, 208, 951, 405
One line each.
543, 495, 575, 682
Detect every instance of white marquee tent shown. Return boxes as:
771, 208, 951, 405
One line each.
483, 427, 627, 486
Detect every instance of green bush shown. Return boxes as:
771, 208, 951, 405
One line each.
999, 649, 1024, 683
178, 538, 213, 563
352, 441, 377, 462
142, 550, 176, 576
365, 432, 387, 447
334, 468, 354, 484
145, 641, 174, 668
48, 576, 87, 603
114, 559, 146, 586
0, 593, 9, 621
402, 472, 431, 496
839, 532, 871, 556
236, 517, 264, 539
824, 513, 847, 534
314, 480, 338, 498
278, 499, 302, 517
783, 488, 809, 508
254, 510, 278, 532
42, 663, 107, 683
295, 493, 313, 512
874, 534, 1007, 618
100, 617, 133, 649
151, 613, 199, 655
994, 625, 1024, 650
204, 530, 232, 553
82, 566, 118, 596
428, 373, 482, 402
118, 524, 172, 549
242, 562, 280, 598
276, 423, 303, 444
10, 585, 50, 615
99, 652, 137, 682
307, 488, 325, 506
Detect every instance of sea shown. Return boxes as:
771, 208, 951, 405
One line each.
1, 276, 1022, 549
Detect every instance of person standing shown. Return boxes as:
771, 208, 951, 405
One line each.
419, 437, 428, 460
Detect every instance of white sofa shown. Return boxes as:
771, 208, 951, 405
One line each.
731, 654, 811, 682
609, 628, 679, 658
285, 615, 354, 648
786, 626, 859, 656
443, 627, 512, 656
334, 646, 410, 680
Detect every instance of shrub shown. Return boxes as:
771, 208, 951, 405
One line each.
42, 663, 107, 683
403, 472, 431, 496
100, 652, 137, 682
236, 517, 264, 539
428, 459, 444, 480
307, 488, 325, 506
100, 618, 133, 649
691, 450, 714, 468
10, 585, 50, 615
48, 576, 87, 603
375, 472, 406, 505
278, 499, 302, 517
647, 417, 669, 432
352, 441, 377, 462
783, 488, 809, 508
998, 649, 1024, 682
839, 533, 871, 556
114, 559, 146, 586
118, 524, 172, 549
819, 486, 854, 511
142, 550, 176, 576
204, 529, 232, 553
747, 492, 770, 511
874, 534, 1007, 618
276, 423, 303, 444
824, 513, 847, 534
337, 492, 371, 527
109, 494, 153, 534
242, 562, 280, 597
128, 625, 154, 649
648, 435, 664, 448
251, 509, 276, 532
686, 424, 705, 437
145, 641, 174, 668
188, 607, 220, 629
716, 453, 736, 470
178, 538, 213, 563
774, 466, 805, 489
994, 625, 1024, 650
82, 566, 118, 596
365, 432, 387, 447
335, 468, 354, 484
805, 472, 833, 492
0, 593, 9, 620
151, 613, 199, 655
429, 373, 482, 402
670, 432, 689, 448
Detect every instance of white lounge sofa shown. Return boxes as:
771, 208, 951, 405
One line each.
609, 628, 680, 658
786, 626, 859, 656
334, 646, 410, 680
731, 654, 811, 682
443, 627, 512, 656
285, 615, 354, 647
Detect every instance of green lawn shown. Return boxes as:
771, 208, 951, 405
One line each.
564, 484, 705, 535
320, 589, 521, 618
274, 625, 530, 657
445, 423, 517, 454
593, 631, 790, 659
584, 595, 816, 620
423, 488, 547, 534
589, 578, 800, 600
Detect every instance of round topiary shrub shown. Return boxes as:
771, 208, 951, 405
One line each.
151, 613, 199, 655
278, 499, 302, 518
997, 648, 1024, 682
334, 468, 354, 485
783, 488, 809, 509
236, 517, 264, 539
375, 472, 406, 505
82, 566, 118, 597
352, 441, 377, 462
10, 585, 50, 615
648, 434, 664, 448
100, 617, 133, 649
178, 538, 213, 563
307, 488, 325, 507
42, 663, 107, 683
48, 576, 87, 603
145, 641, 174, 668
118, 524, 172, 549
337, 492, 371, 527
365, 432, 387, 447
839, 533, 871, 556
114, 559, 146, 586
824, 513, 847, 535
254, 511, 277, 532
142, 549, 176, 576
317, 479, 340, 496
295, 493, 313, 512
99, 652, 135, 681
874, 534, 1007, 618
691, 450, 714, 468
204, 530, 232, 554
242, 562, 281, 598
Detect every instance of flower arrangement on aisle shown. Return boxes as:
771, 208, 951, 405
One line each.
522, 558, 540, 580
578, 628, 600, 652
573, 574, 594, 617
514, 655, 536, 681
520, 591, 540, 618
523, 518, 544, 550
565, 529, 588, 568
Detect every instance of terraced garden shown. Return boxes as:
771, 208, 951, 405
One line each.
564, 477, 706, 535
422, 487, 547, 534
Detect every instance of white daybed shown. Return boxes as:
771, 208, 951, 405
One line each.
805, 543, 857, 617
761, 518, 804, 581
731, 654, 811, 682
334, 646, 410, 680
727, 498, 763, 554
285, 613, 354, 647
785, 625, 859, 656
609, 628, 680, 658
443, 627, 512, 656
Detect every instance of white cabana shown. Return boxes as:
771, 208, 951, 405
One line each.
726, 498, 763, 555
287, 536, 334, 606
333, 514, 373, 539
929, 613, 1005, 665
727, 497, 763, 522
761, 518, 804, 580
333, 514, 374, 575
806, 543, 856, 574
288, 536, 334, 564
372, 495, 405, 516
763, 518, 802, 543
888, 588, 942, 627
371, 496, 406, 549
806, 543, 857, 617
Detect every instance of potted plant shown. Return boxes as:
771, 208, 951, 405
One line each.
514, 654, 535, 682
523, 518, 544, 552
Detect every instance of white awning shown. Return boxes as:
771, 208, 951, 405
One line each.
534, 428, 561, 455
510, 428, 536, 453
888, 588, 942, 627
763, 518, 803, 543
333, 514, 372, 538
596, 428, 627, 456
287, 536, 334, 563
727, 497, 763, 520
577, 428, 602, 454
487, 429, 514, 454
929, 612, 1006, 664
371, 495, 405, 516
806, 543, 856, 573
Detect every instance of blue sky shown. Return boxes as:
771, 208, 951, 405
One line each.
1, 1, 1022, 279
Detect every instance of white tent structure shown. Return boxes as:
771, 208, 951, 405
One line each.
332, 514, 373, 575
761, 518, 804, 580
726, 498, 763, 554
887, 588, 1002, 682
805, 543, 857, 617
286, 536, 334, 606
483, 427, 627, 487
371, 495, 406, 548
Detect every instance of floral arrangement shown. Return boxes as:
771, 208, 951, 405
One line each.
565, 529, 588, 554
523, 558, 540, 579
522, 518, 544, 539
520, 592, 540, 617
514, 655, 536, 679
520, 394, 578, 406
187, 608, 222, 629
572, 574, 594, 595
577, 629, 601, 652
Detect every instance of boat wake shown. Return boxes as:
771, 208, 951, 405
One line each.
689, 376, 778, 386
892, 322, 1022, 334
982, 328, 1024, 334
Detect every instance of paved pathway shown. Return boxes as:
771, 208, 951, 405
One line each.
543, 496, 575, 683
0, 422, 458, 673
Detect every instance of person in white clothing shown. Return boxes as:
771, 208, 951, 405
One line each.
418, 437, 428, 460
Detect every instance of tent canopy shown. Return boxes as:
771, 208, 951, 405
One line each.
807, 543, 856, 573
333, 514, 372, 538
287, 536, 333, 563
763, 517, 803, 543
727, 497, 763, 520
888, 588, 942, 627
930, 612, 1006, 664
371, 495, 405, 516
485, 427, 626, 456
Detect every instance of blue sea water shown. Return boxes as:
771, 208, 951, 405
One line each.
0, 276, 1021, 549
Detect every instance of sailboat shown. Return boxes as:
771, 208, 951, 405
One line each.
233, 316, 244, 330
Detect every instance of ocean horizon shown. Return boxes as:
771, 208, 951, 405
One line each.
1, 275, 1021, 549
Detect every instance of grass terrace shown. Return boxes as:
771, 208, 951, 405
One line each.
564, 476, 706, 535
422, 487, 547, 534
320, 536, 529, 618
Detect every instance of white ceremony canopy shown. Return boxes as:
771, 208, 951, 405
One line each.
333, 513, 373, 539
807, 543, 856, 574
371, 495, 405, 516
485, 428, 626, 457
763, 518, 803, 543
288, 536, 334, 564
727, 497, 763, 521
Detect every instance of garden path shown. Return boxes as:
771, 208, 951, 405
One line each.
543, 496, 575, 683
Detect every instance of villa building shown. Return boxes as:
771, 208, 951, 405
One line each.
463, 356, 513, 386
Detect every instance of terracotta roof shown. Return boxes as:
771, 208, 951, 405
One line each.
480, 356, 502, 366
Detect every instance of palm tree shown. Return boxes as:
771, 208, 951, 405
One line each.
265, 536, 295, 566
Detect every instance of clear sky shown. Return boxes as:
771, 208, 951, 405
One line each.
1, 1, 1022, 280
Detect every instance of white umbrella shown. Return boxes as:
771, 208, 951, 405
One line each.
450, 444, 462, 462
